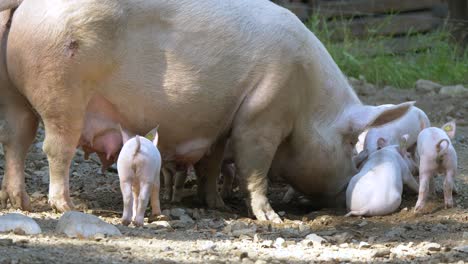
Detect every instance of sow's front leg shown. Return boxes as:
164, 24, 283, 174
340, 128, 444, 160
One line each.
0, 107, 39, 210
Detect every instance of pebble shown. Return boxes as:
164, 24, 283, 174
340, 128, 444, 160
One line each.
425, 242, 441, 252
372, 248, 391, 258
224, 221, 257, 237
462, 232, 468, 239
453, 245, 468, 253
359, 241, 370, 249
0, 238, 13, 246
170, 208, 186, 218
56, 211, 121, 238
439, 85, 468, 96
357, 221, 368, 227
414, 79, 442, 93
301, 233, 327, 247
0, 213, 42, 235
274, 237, 286, 248
148, 221, 172, 229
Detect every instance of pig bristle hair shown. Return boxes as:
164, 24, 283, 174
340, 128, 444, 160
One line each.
134, 135, 141, 158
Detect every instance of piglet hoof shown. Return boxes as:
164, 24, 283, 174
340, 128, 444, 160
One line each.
121, 219, 131, 226
444, 200, 454, 209
221, 188, 232, 200
132, 220, 144, 227
252, 202, 282, 224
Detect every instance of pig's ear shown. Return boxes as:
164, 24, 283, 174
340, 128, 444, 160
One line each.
377, 138, 387, 149
119, 125, 133, 143
339, 102, 415, 136
441, 120, 456, 139
145, 124, 160, 146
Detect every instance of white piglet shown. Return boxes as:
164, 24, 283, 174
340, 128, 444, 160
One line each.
346, 135, 419, 216
414, 121, 457, 212
355, 106, 430, 162
117, 126, 162, 226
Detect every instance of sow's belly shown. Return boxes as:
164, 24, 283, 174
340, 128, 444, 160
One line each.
95, 83, 243, 164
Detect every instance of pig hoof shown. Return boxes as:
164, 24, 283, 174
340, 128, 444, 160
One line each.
122, 219, 131, 226
1, 188, 32, 211
48, 197, 74, 212
205, 192, 225, 209
149, 214, 170, 223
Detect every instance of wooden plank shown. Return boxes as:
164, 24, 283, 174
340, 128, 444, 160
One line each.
325, 11, 441, 40
314, 0, 443, 17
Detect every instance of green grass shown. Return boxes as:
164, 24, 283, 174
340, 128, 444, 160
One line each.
305, 15, 468, 88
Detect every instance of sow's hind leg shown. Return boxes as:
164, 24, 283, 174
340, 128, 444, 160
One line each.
194, 138, 228, 209
0, 108, 39, 210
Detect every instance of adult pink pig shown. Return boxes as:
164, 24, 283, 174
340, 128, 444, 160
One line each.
2, 0, 412, 222
414, 121, 457, 212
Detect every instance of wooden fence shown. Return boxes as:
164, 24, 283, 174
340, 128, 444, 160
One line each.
273, 0, 468, 52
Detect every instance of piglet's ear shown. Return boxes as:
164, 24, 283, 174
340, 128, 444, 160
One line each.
145, 124, 160, 146
441, 120, 456, 139
377, 138, 387, 149
339, 101, 415, 137
119, 125, 134, 144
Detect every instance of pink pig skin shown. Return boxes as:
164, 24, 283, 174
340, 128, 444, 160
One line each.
359, 106, 430, 155
414, 121, 457, 212
346, 136, 419, 217
117, 127, 161, 226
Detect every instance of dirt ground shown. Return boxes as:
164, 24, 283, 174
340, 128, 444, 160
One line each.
0, 82, 467, 263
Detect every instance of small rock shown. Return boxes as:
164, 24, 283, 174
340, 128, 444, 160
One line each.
255, 260, 267, 264
298, 223, 311, 236
415, 79, 442, 93
170, 208, 186, 218
260, 240, 274, 248
148, 221, 171, 229
372, 248, 391, 258
278, 211, 286, 216
280, 227, 300, 238
224, 220, 257, 237
425, 242, 441, 252
302, 233, 327, 247
0, 213, 42, 235
439, 85, 468, 96
274, 237, 286, 248
358, 221, 368, 227
333, 232, 353, 244
199, 240, 216, 251
384, 227, 406, 239
359, 241, 370, 249
453, 245, 468, 253
179, 214, 194, 224
339, 243, 349, 248
56, 211, 121, 238
462, 232, 468, 239
0, 238, 13, 246
31, 191, 45, 199
431, 223, 448, 232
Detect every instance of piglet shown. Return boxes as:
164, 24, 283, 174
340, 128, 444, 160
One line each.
346, 135, 419, 216
356, 105, 430, 157
117, 126, 162, 226
414, 121, 457, 212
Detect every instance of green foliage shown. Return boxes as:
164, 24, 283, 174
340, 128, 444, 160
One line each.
305, 14, 468, 88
